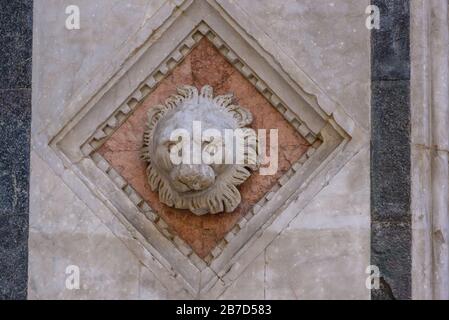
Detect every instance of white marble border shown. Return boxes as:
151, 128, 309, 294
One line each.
411, 0, 449, 300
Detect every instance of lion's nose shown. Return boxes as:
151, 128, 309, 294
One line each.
174, 164, 215, 191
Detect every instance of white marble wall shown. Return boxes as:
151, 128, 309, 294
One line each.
29, 0, 371, 299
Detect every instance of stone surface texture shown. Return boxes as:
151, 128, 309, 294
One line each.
30, 0, 370, 299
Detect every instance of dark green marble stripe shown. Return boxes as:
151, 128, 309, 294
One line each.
371, 0, 411, 300
0, 0, 33, 300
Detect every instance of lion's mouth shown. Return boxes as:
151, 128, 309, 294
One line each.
170, 164, 216, 193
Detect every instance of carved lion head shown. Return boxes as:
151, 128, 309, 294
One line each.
142, 85, 258, 215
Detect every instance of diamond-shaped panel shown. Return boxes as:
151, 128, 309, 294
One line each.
98, 38, 310, 259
